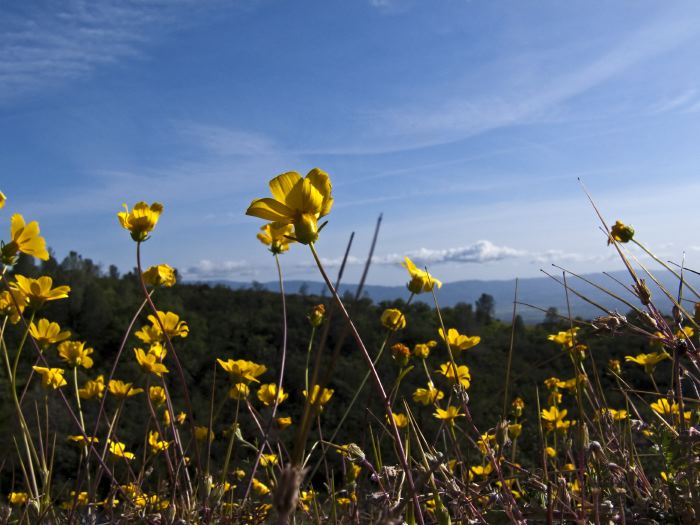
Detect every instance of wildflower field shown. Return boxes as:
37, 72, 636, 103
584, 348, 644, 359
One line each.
0, 172, 698, 525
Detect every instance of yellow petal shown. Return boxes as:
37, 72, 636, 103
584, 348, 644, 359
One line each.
289, 178, 323, 215
269, 172, 302, 204
10, 214, 25, 240
306, 168, 333, 216
246, 198, 294, 222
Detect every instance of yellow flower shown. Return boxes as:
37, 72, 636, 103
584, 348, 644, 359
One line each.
29, 318, 71, 347
544, 377, 561, 391
32, 366, 67, 389
109, 440, 135, 460
303, 384, 334, 408
433, 405, 463, 425
252, 478, 270, 496
547, 327, 579, 349
68, 435, 99, 447
8, 492, 28, 505
0, 289, 25, 324
509, 423, 522, 438
134, 324, 161, 345
246, 169, 333, 245
257, 222, 296, 254
676, 326, 694, 339
142, 264, 177, 287
308, 304, 325, 327
390, 342, 411, 366
58, 341, 94, 369
0, 191, 5, 209
600, 408, 628, 421
413, 340, 437, 359
625, 352, 669, 374
148, 431, 170, 453
469, 463, 493, 479
439, 327, 480, 352
117, 201, 164, 242
276, 416, 292, 429
608, 358, 622, 375
380, 308, 406, 331
11, 275, 70, 310
146, 311, 189, 340
402, 256, 442, 294
512, 397, 525, 417
217, 358, 267, 383
260, 454, 278, 467
1, 214, 49, 264
540, 406, 574, 432
229, 382, 250, 400
390, 412, 408, 428
108, 379, 144, 398
194, 426, 214, 442
257, 383, 288, 406
134, 347, 169, 376
79, 375, 105, 400
149, 386, 167, 406
437, 362, 471, 389
412, 382, 444, 406
608, 220, 634, 244
545, 446, 556, 458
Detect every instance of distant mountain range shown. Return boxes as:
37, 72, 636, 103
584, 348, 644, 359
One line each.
202, 269, 700, 323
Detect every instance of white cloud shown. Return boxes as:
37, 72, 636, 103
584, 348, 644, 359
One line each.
178, 122, 279, 157
182, 259, 256, 280
648, 89, 699, 114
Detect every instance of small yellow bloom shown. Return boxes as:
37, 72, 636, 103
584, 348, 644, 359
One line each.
257, 383, 288, 406
433, 405, 464, 425
437, 362, 471, 389
246, 169, 333, 245
545, 446, 556, 458
0, 191, 5, 209
33, 366, 67, 389
68, 435, 99, 447
509, 423, 522, 438
8, 491, 28, 505
194, 425, 214, 442
29, 318, 71, 347
541, 406, 574, 432
276, 416, 292, 429
229, 382, 250, 400
1, 214, 49, 264
390, 412, 408, 428
625, 351, 669, 374
547, 327, 579, 349
303, 384, 334, 408
146, 311, 189, 340
308, 303, 325, 327
439, 327, 480, 352
142, 264, 177, 287
134, 347, 169, 376
79, 375, 105, 400
149, 386, 167, 406
108, 379, 144, 398
600, 408, 628, 421
260, 454, 278, 467
469, 463, 493, 479
402, 256, 442, 294
608, 220, 634, 244
58, 341, 94, 369
380, 308, 406, 331
608, 358, 622, 375
148, 431, 170, 453
390, 342, 411, 366
0, 289, 25, 324
134, 324, 161, 345
252, 478, 270, 496
257, 222, 296, 254
217, 358, 267, 382
11, 275, 70, 310
412, 382, 444, 406
413, 340, 437, 359
117, 201, 164, 242
109, 440, 135, 460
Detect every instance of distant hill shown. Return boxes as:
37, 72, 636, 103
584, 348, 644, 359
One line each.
201, 269, 700, 323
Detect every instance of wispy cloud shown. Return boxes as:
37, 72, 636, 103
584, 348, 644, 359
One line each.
0, 1, 217, 102
178, 122, 279, 157
182, 259, 257, 280
648, 89, 699, 114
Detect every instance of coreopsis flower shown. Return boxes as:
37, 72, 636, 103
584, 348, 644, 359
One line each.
0, 191, 5, 209
413, 340, 437, 359
402, 256, 442, 294
58, 341, 94, 369
257, 222, 296, 254
33, 366, 67, 389
469, 463, 493, 479
676, 326, 694, 339
142, 264, 176, 287
276, 416, 292, 429
649, 398, 691, 423
434, 405, 463, 425
541, 406, 574, 432
145, 311, 189, 340
148, 431, 170, 454
252, 478, 270, 496
0, 289, 25, 323
412, 382, 444, 406
558, 375, 587, 392
625, 351, 669, 374
134, 324, 161, 345
307, 304, 325, 327
149, 386, 167, 406
257, 383, 288, 406
437, 362, 471, 389
8, 492, 28, 505
11, 275, 70, 310
512, 397, 525, 418
390, 342, 411, 366
439, 327, 480, 352
608, 358, 622, 375
79, 375, 105, 400
108, 379, 144, 398
67, 435, 99, 447
544, 377, 561, 391
600, 408, 628, 421
117, 202, 164, 242
229, 382, 250, 400
303, 384, 334, 408
545, 446, 556, 458
390, 412, 408, 428
28, 318, 71, 348
1, 214, 49, 264
194, 425, 214, 442
547, 327, 579, 349
60, 491, 90, 509
109, 440, 135, 460
259, 454, 278, 467
608, 220, 634, 245
134, 347, 168, 376
380, 308, 406, 331
246, 169, 333, 245
217, 359, 267, 383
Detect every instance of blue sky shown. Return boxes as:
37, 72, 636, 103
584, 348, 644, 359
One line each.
2, 0, 700, 285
